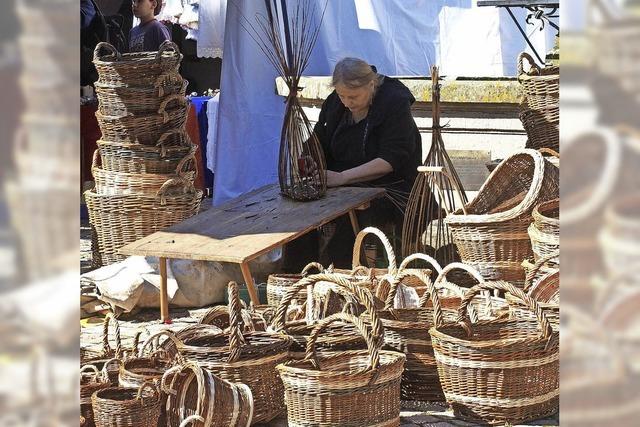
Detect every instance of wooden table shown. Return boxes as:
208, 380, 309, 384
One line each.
119, 184, 385, 323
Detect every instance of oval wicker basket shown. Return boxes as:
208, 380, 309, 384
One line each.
277, 311, 405, 427
95, 94, 188, 145
85, 178, 202, 266
95, 75, 187, 116
93, 41, 182, 86
97, 129, 194, 174
161, 361, 254, 427
429, 281, 559, 425
174, 282, 291, 424
517, 52, 559, 105
444, 149, 559, 286
91, 382, 162, 427
92, 149, 197, 196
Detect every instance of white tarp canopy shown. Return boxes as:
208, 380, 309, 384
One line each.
211, 0, 557, 205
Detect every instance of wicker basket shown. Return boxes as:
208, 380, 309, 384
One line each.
520, 101, 559, 151
97, 129, 194, 174
270, 274, 378, 358
517, 52, 559, 107
278, 311, 405, 426
85, 178, 202, 266
92, 149, 197, 196
80, 365, 111, 427
93, 41, 182, 86
161, 361, 254, 427
266, 262, 325, 307
95, 75, 187, 116
429, 281, 559, 425
96, 94, 188, 145
92, 382, 162, 427
445, 149, 559, 287
528, 198, 560, 265
175, 282, 291, 424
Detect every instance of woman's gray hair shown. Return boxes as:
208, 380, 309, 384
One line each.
332, 57, 382, 89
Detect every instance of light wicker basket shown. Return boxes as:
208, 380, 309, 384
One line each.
85, 178, 202, 266
445, 149, 559, 287
91, 382, 162, 427
429, 281, 559, 425
277, 311, 405, 427
95, 75, 187, 116
517, 52, 559, 108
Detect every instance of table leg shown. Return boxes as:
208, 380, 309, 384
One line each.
240, 261, 260, 305
348, 209, 360, 236
159, 257, 171, 324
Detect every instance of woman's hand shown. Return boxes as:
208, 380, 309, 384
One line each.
326, 170, 347, 187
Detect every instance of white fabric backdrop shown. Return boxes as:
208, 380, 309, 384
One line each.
212, 0, 557, 205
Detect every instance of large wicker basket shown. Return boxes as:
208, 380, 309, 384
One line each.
93, 41, 182, 86
91, 382, 162, 427
95, 94, 188, 146
92, 149, 196, 196
175, 282, 291, 424
445, 149, 559, 287
85, 178, 202, 266
97, 129, 194, 174
95, 75, 187, 116
278, 311, 405, 426
161, 361, 254, 427
520, 101, 559, 151
429, 281, 559, 425
266, 262, 325, 307
517, 52, 559, 108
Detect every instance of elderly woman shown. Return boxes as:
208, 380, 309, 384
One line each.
285, 58, 423, 270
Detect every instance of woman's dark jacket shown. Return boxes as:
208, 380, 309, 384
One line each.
312, 76, 422, 197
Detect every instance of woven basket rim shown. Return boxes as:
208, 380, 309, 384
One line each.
445, 149, 548, 224
534, 198, 560, 223
276, 349, 405, 376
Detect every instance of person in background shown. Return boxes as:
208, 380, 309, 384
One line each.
129, 0, 170, 52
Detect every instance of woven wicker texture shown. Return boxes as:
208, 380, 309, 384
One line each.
429, 281, 559, 425
372, 262, 485, 403
520, 101, 559, 151
175, 282, 291, 424
528, 198, 559, 265
95, 94, 188, 146
81, 313, 124, 385
161, 361, 254, 427
270, 273, 381, 357
444, 149, 559, 287
91, 382, 162, 427
92, 149, 196, 196
97, 129, 194, 174
266, 262, 324, 307
517, 52, 559, 106
85, 178, 202, 266
93, 41, 182, 86
95, 75, 187, 116
80, 365, 111, 427
278, 310, 405, 427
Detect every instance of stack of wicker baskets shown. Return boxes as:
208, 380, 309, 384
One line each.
4, 0, 78, 280
86, 41, 202, 266
518, 52, 559, 152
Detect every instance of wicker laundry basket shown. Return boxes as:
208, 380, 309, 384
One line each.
175, 282, 291, 424
277, 311, 405, 426
91, 382, 162, 427
445, 149, 559, 287
95, 75, 187, 116
429, 281, 559, 425
95, 94, 188, 145
161, 361, 253, 427
97, 129, 194, 174
93, 41, 182, 86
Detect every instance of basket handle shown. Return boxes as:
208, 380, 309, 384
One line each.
158, 94, 187, 123
136, 380, 160, 403
153, 72, 184, 97
91, 149, 102, 171
137, 329, 181, 358
226, 281, 246, 363
156, 128, 189, 154
517, 51, 540, 77
175, 153, 197, 178
523, 250, 559, 291
102, 312, 122, 358
156, 177, 196, 204
399, 253, 443, 276
270, 273, 378, 332
352, 227, 397, 274
80, 364, 102, 380
429, 262, 487, 319
527, 270, 559, 304
157, 40, 180, 66
456, 281, 553, 340
305, 312, 382, 372
93, 42, 120, 62
180, 415, 205, 427
538, 148, 559, 159
301, 262, 325, 276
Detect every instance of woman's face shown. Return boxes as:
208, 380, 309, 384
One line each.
335, 81, 374, 113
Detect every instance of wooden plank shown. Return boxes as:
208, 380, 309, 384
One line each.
119, 185, 385, 263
